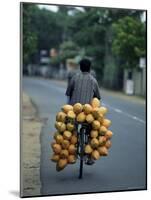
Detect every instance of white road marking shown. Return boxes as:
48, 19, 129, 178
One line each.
102, 102, 145, 124
114, 108, 122, 113
132, 116, 145, 124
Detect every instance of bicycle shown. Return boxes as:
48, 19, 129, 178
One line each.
66, 117, 92, 179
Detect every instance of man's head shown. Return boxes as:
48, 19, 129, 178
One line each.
79, 59, 91, 72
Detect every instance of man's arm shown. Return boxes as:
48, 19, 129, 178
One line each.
65, 76, 75, 99
94, 80, 101, 100
66, 96, 70, 104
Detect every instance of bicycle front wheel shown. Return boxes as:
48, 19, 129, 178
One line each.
78, 128, 85, 179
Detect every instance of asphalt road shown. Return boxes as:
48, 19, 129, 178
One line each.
23, 76, 146, 196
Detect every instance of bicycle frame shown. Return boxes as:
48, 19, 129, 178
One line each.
76, 122, 91, 179
66, 117, 91, 179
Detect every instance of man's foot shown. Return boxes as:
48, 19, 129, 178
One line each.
85, 158, 95, 165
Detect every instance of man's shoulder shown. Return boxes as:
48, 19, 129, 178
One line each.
69, 72, 80, 83
72, 72, 98, 83
72, 72, 82, 79
89, 73, 97, 83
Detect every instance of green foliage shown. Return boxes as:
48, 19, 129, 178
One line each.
70, 8, 106, 48
29, 7, 63, 50
67, 8, 107, 74
112, 16, 146, 68
22, 3, 146, 88
59, 41, 80, 62
23, 4, 38, 64
50, 56, 61, 66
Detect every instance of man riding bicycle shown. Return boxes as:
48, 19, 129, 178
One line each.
65, 58, 101, 165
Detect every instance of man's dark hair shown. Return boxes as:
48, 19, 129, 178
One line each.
79, 59, 91, 72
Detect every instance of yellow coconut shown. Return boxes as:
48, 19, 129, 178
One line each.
70, 134, 78, 145
98, 106, 108, 115
86, 114, 94, 124
58, 123, 66, 132
92, 120, 101, 130
91, 150, 100, 160
56, 112, 66, 122
83, 104, 93, 114
55, 134, 64, 144
61, 139, 70, 149
68, 155, 76, 164
90, 138, 99, 148
68, 144, 76, 154
98, 136, 107, 146
76, 112, 86, 122
51, 154, 60, 162
84, 144, 93, 154
56, 159, 67, 171
52, 143, 62, 154
62, 105, 73, 113
55, 121, 59, 130
98, 146, 108, 156
60, 149, 69, 159
102, 119, 111, 128
63, 131, 72, 140
99, 126, 107, 136
53, 131, 60, 140
90, 130, 98, 138
91, 98, 100, 108
92, 107, 100, 119
51, 141, 56, 148
105, 130, 113, 139
97, 113, 104, 123
105, 140, 112, 149
66, 123, 75, 131
67, 110, 76, 119
55, 122, 66, 132
73, 103, 83, 114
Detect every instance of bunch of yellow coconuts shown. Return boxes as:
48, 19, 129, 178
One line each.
51, 98, 113, 171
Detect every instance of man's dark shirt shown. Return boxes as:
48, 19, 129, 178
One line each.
66, 72, 101, 105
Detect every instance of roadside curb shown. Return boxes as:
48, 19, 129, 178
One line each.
21, 93, 43, 197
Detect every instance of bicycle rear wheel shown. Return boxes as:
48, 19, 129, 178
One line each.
78, 128, 85, 179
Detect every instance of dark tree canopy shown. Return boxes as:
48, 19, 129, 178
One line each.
22, 3, 146, 78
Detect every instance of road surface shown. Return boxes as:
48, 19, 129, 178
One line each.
23, 77, 146, 196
